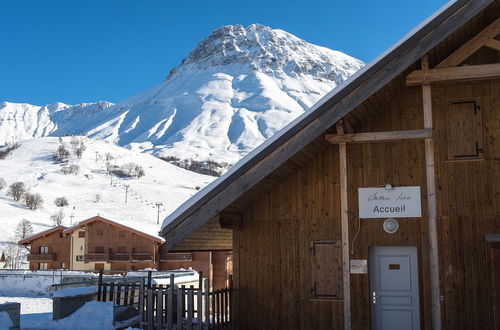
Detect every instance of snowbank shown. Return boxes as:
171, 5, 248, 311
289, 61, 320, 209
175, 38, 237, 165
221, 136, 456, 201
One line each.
49, 301, 113, 330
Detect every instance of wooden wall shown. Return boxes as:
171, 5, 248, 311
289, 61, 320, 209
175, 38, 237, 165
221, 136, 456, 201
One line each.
85, 221, 159, 270
29, 230, 70, 270
232, 74, 500, 329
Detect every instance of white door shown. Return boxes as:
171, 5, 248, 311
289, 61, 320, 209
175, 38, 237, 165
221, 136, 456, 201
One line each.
369, 246, 420, 330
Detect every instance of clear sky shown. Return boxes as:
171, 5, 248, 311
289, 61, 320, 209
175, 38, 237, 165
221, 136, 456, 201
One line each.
0, 0, 449, 105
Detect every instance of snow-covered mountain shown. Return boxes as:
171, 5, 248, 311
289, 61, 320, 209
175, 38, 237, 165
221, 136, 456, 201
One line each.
0, 24, 363, 170
0, 137, 214, 246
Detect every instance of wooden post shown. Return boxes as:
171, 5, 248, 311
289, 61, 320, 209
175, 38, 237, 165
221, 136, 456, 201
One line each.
204, 278, 210, 330
167, 274, 174, 330
421, 55, 442, 330
147, 289, 154, 330
338, 121, 351, 330
97, 270, 103, 301
177, 286, 184, 330
157, 289, 164, 330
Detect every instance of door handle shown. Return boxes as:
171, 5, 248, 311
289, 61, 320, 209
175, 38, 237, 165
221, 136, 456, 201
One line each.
372, 291, 377, 304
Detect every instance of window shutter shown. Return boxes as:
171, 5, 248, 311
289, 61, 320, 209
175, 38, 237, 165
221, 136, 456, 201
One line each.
445, 99, 484, 160
311, 241, 342, 299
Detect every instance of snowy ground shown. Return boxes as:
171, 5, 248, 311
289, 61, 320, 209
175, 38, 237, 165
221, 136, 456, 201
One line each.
0, 137, 214, 248
0, 296, 52, 329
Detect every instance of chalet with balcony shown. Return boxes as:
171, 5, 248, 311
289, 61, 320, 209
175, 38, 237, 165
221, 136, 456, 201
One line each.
62, 216, 164, 271
18, 226, 70, 270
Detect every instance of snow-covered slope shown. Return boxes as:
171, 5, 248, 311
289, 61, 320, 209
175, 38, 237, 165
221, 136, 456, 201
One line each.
0, 24, 363, 169
87, 24, 363, 164
0, 137, 214, 245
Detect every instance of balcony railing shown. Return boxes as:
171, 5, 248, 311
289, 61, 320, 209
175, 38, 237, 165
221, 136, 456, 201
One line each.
159, 252, 192, 262
132, 253, 153, 261
85, 253, 107, 262
27, 253, 55, 261
109, 253, 130, 261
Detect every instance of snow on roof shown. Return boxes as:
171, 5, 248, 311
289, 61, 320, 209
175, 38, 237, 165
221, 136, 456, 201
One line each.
63, 215, 164, 242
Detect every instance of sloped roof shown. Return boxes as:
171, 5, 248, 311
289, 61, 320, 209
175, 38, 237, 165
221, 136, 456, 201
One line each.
63, 215, 165, 243
18, 225, 67, 245
161, 0, 495, 250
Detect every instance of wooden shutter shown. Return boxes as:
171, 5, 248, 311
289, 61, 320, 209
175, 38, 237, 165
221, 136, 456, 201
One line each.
445, 98, 484, 160
311, 241, 342, 299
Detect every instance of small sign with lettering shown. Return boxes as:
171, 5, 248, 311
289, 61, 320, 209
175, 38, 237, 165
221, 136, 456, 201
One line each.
358, 186, 421, 218
350, 259, 368, 274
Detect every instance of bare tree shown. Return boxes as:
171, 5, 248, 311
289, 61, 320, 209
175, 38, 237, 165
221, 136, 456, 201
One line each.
15, 219, 33, 240
0, 177, 6, 190
3, 241, 27, 269
23, 192, 44, 210
50, 209, 65, 226
54, 197, 69, 207
8, 182, 25, 201
105, 152, 113, 161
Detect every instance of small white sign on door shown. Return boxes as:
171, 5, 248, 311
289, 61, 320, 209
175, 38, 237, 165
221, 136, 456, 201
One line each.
358, 186, 421, 219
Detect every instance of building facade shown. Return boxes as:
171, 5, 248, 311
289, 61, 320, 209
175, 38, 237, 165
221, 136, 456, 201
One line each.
19, 216, 232, 289
161, 2, 500, 329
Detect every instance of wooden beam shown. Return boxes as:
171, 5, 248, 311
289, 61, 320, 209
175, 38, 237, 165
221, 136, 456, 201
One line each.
436, 17, 500, 68
421, 55, 442, 330
484, 38, 500, 52
407, 63, 500, 86
339, 143, 351, 330
325, 129, 432, 144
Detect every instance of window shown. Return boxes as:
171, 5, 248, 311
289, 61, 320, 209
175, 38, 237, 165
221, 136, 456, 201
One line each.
310, 241, 342, 299
445, 98, 484, 160
39, 263, 48, 270
95, 246, 104, 253
39, 246, 48, 254
76, 255, 84, 261
117, 246, 127, 254
78, 231, 85, 238
80, 245, 83, 251
97, 229, 104, 236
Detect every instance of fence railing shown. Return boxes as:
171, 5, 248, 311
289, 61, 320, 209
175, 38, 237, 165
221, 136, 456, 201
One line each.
97, 272, 232, 330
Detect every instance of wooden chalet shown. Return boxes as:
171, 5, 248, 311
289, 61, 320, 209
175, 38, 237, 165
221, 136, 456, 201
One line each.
62, 216, 165, 271
19, 226, 70, 270
19, 215, 232, 289
160, 1, 500, 329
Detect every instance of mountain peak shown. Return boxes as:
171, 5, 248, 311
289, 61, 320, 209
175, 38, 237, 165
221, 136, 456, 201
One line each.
167, 24, 363, 83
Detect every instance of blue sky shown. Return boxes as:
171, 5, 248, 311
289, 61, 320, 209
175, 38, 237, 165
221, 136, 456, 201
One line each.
0, 0, 448, 105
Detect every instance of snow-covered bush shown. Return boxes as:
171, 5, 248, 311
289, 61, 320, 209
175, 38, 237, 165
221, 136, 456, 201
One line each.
93, 193, 101, 203
71, 138, 87, 159
54, 196, 69, 207
0, 177, 6, 190
113, 162, 145, 178
8, 182, 25, 201
54, 145, 70, 162
23, 192, 44, 210
61, 164, 80, 175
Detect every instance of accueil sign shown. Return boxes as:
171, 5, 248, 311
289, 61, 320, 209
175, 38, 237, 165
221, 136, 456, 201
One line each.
358, 186, 421, 218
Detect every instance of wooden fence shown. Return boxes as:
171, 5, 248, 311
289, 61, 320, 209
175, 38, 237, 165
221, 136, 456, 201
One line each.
97, 272, 231, 330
